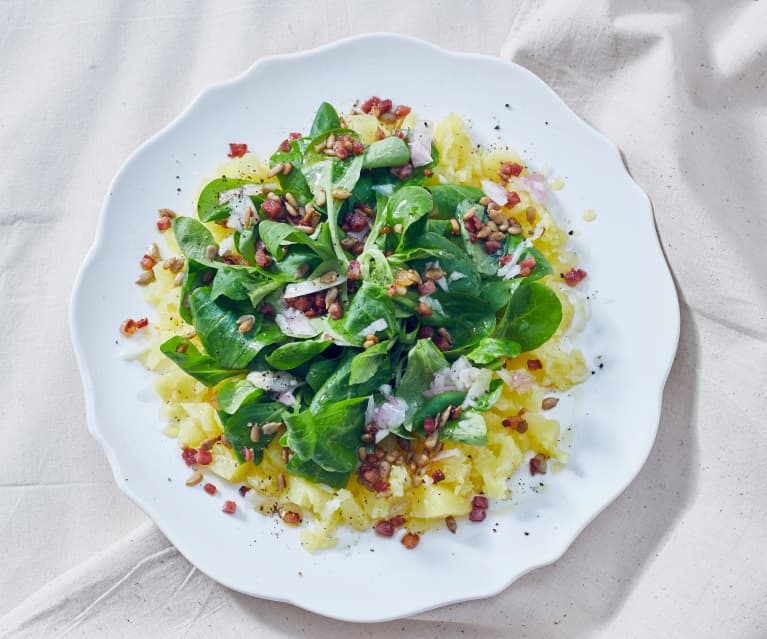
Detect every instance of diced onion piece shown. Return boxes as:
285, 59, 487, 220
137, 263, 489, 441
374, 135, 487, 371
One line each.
359, 318, 388, 337
448, 271, 466, 282
409, 120, 434, 168
273, 389, 297, 407
374, 396, 408, 428
481, 178, 508, 206
514, 173, 548, 203
496, 368, 535, 393
247, 370, 299, 392
284, 272, 347, 298
275, 308, 319, 337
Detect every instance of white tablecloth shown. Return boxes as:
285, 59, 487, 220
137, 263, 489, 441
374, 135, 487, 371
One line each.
2, 1, 766, 636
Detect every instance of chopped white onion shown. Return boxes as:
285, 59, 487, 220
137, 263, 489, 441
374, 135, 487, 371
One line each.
481, 178, 509, 206
514, 173, 548, 203
283, 272, 347, 298
429, 448, 459, 462
435, 276, 448, 292
448, 271, 466, 282
247, 370, 299, 392
275, 308, 319, 338
374, 396, 408, 428
372, 183, 394, 197
359, 318, 388, 337
462, 368, 492, 409
419, 295, 444, 314
423, 370, 458, 398
408, 120, 434, 168
374, 428, 390, 444
496, 368, 535, 393
218, 184, 263, 204
119, 336, 150, 361
273, 388, 297, 407
365, 396, 376, 425
218, 235, 235, 255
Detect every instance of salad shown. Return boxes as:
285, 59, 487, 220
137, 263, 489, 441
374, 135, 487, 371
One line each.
122, 98, 590, 550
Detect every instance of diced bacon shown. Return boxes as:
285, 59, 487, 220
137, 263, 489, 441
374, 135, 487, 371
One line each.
418, 280, 436, 296
563, 268, 587, 286
279, 139, 291, 152
222, 500, 237, 514
289, 132, 302, 139
228, 143, 248, 158
261, 199, 283, 220
519, 256, 536, 277
506, 191, 521, 207
361, 96, 381, 114
203, 483, 217, 495
394, 104, 411, 118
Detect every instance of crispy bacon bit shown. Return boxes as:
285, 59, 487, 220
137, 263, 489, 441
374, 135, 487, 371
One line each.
472, 495, 489, 510
135, 317, 149, 329
527, 359, 542, 371
415, 301, 433, 316
530, 453, 548, 475
289, 132, 302, 140
423, 416, 436, 434
196, 449, 212, 465
156, 216, 172, 232
469, 507, 486, 522
484, 240, 503, 254
333, 141, 349, 159
499, 254, 514, 267
222, 500, 237, 514
351, 140, 365, 155
394, 104, 411, 118
390, 515, 406, 529
261, 199, 283, 220
279, 139, 291, 152
394, 130, 406, 140
140, 255, 156, 271
343, 210, 368, 232
361, 96, 381, 113
401, 532, 420, 549
391, 163, 413, 181
120, 318, 148, 336
562, 268, 587, 286
433, 334, 451, 352
418, 326, 434, 339
243, 447, 254, 463
431, 469, 445, 484
181, 448, 198, 466
499, 161, 524, 178
281, 510, 302, 526
228, 143, 248, 158
255, 240, 272, 268
519, 256, 536, 277
502, 415, 528, 433
238, 485, 251, 497
203, 482, 217, 495
347, 259, 361, 281
379, 98, 393, 114
424, 169, 433, 177
375, 520, 395, 537
506, 191, 521, 207
260, 303, 274, 316
418, 280, 436, 296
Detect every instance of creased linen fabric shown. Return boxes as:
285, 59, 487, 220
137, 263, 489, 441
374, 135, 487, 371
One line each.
1, 1, 766, 637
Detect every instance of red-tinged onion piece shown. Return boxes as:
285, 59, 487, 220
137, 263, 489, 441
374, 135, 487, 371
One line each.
374, 396, 408, 428
497, 368, 535, 393
515, 173, 548, 203
481, 179, 509, 207
409, 120, 434, 168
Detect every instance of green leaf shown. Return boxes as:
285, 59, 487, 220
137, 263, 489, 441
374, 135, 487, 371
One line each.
503, 235, 554, 282
284, 396, 368, 473
495, 281, 562, 352
412, 390, 467, 430
338, 282, 398, 345
349, 339, 394, 385
269, 139, 312, 205
286, 456, 349, 489
301, 128, 365, 266
217, 379, 263, 414
265, 338, 332, 371
362, 136, 410, 169
398, 339, 449, 415
309, 102, 341, 138
309, 350, 391, 414
466, 337, 522, 365
218, 400, 285, 464
210, 267, 283, 306
440, 410, 487, 445
189, 287, 279, 369
454, 200, 498, 276
160, 337, 247, 386
305, 357, 340, 392
257, 220, 335, 262
397, 232, 481, 296
178, 258, 215, 324
418, 292, 496, 353
197, 178, 259, 222
473, 379, 504, 412
172, 217, 217, 265
482, 278, 523, 312
429, 184, 483, 218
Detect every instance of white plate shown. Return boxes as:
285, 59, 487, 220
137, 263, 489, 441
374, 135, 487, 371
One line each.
70, 34, 679, 622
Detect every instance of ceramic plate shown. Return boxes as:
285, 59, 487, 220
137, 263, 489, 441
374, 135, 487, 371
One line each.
70, 34, 679, 622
